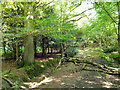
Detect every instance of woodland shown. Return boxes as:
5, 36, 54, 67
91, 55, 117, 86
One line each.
1, 0, 120, 89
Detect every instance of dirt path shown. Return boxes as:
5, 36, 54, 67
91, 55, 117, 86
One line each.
23, 48, 120, 88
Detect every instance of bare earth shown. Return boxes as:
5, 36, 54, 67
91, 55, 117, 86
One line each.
23, 48, 120, 88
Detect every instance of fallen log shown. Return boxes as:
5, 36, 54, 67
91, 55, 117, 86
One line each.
2, 76, 29, 89
60, 57, 120, 75
2, 76, 15, 87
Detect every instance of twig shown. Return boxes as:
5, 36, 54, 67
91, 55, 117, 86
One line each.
2, 76, 15, 87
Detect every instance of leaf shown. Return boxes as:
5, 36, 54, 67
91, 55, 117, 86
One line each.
11, 85, 19, 89
2, 70, 10, 75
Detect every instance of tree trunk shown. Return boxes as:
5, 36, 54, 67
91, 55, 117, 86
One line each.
42, 36, 45, 56
12, 42, 16, 60
48, 43, 50, 54
2, 38, 6, 55
23, 3, 34, 65
16, 41, 18, 60
24, 35, 34, 65
34, 36, 37, 57
117, 1, 120, 57
60, 43, 64, 58
51, 47, 53, 54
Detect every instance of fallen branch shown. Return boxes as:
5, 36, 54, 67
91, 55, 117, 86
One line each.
56, 57, 66, 69
2, 76, 15, 87
62, 57, 120, 75
2, 76, 29, 89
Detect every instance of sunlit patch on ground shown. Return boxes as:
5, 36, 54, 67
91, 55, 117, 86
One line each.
102, 81, 113, 88
61, 82, 65, 85
99, 81, 114, 88
95, 76, 102, 79
115, 78, 120, 81
102, 81, 113, 85
105, 74, 116, 79
62, 74, 73, 78
85, 81, 98, 84
48, 58, 53, 60
23, 77, 53, 88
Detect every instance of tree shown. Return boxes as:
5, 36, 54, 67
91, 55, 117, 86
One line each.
94, 2, 120, 58
117, 1, 120, 57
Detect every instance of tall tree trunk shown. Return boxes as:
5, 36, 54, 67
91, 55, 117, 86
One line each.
16, 41, 18, 60
48, 42, 50, 54
42, 36, 45, 56
23, 3, 34, 65
117, 1, 120, 57
12, 41, 16, 60
24, 35, 34, 64
3, 38, 6, 54
51, 46, 53, 54
60, 43, 64, 58
34, 36, 37, 57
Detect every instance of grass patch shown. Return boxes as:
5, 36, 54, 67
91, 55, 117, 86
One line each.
98, 52, 114, 66
110, 52, 120, 63
19, 59, 59, 79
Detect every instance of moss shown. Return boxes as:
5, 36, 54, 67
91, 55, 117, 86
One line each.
102, 46, 117, 53
21, 76, 29, 82
110, 52, 120, 62
23, 59, 59, 79
25, 63, 45, 79
111, 52, 120, 59
98, 52, 114, 63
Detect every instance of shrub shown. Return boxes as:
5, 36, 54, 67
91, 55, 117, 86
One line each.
98, 52, 114, 63
111, 52, 119, 59
102, 46, 117, 53
25, 63, 45, 79
110, 52, 120, 62
24, 59, 59, 79
66, 47, 79, 57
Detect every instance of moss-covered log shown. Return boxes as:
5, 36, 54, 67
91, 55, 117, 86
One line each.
61, 57, 120, 75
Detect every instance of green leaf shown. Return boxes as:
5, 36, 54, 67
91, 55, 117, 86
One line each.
11, 85, 19, 89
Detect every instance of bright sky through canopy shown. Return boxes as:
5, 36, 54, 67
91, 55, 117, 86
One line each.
74, 1, 96, 27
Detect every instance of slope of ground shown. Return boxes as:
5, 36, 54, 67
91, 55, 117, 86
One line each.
22, 48, 120, 88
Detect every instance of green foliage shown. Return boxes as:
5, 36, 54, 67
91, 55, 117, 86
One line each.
66, 47, 79, 57
98, 52, 114, 63
95, 48, 103, 52
11, 85, 19, 89
52, 68, 57, 74
68, 67, 72, 70
16, 60, 24, 69
110, 52, 120, 62
111, 52, 119, 59
102, 46, 117, 53
80, 2, 118, 49
23, 59, 59, 79
21, 76, 29, 82
9, 73, 16, 78
25, 63, 45, 79
2, 72, 20, 89
37, 47, 42, 52
2, 70, 10, 76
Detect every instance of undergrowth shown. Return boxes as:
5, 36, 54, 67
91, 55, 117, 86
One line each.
19, 59, 59, 79
98, 51, 120, 68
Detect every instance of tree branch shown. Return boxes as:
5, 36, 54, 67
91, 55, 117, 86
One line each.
70, 2, 82, 12
66, 17, 83, 23
95, 2, 117, 24
67, 7, 94, 20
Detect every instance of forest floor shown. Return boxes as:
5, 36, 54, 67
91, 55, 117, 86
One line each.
2, 48, 120, 89
23, 48, 120, 88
